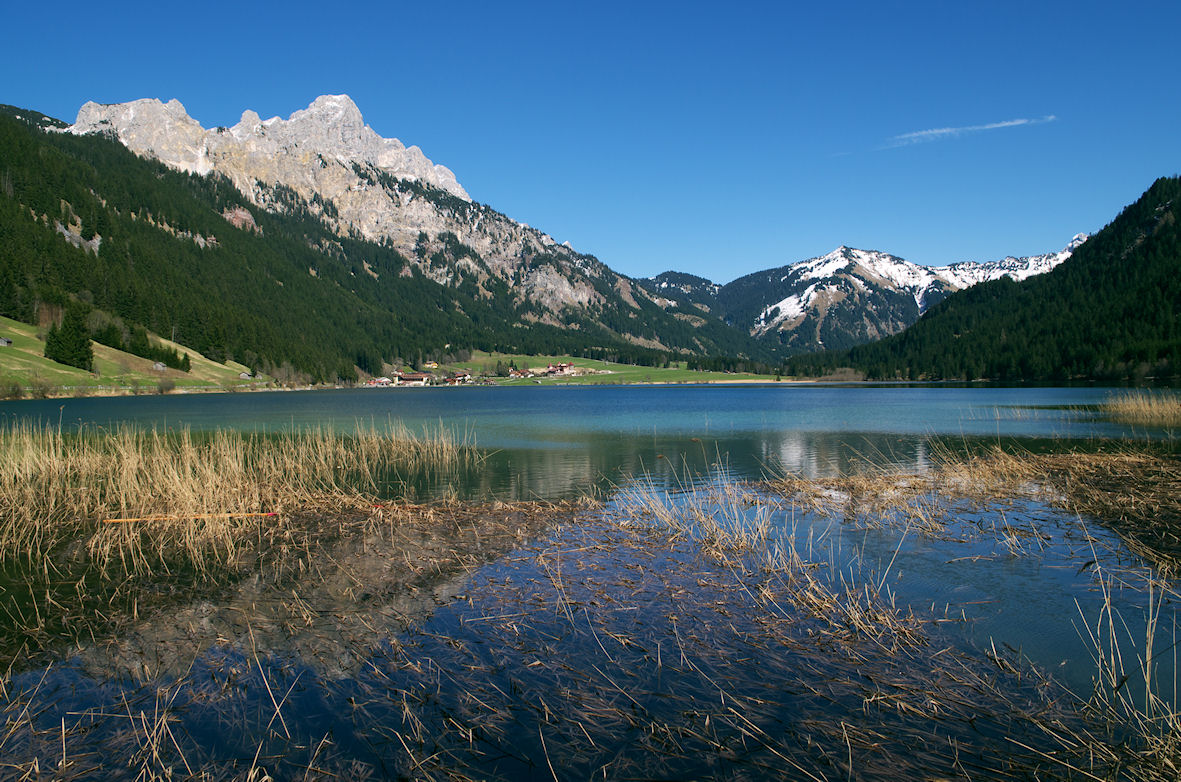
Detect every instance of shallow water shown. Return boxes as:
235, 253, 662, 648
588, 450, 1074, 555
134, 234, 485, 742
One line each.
1, 384, 1177, 777
2, 494, 1167, 779
627, 482, 1173, 703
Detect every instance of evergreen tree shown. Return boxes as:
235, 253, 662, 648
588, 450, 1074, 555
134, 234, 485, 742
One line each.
44, 304, 93, 371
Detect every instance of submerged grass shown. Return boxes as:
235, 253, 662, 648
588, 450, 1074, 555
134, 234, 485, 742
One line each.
3, 431, 1181, 778
633, 459, 1181, 779
930, 444, 1181, 572
609, 474, 1181, 779
763, 442, 1181, 572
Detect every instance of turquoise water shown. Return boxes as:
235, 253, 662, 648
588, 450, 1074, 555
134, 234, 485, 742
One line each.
0, 384, 1139, 441
0, 385, 1166, 498
1, 384, 1178, 776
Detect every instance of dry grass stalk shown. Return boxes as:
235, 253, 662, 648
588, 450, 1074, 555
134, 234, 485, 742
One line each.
0, 421, 478, 578
616, 478, 926, 651
763, 444, 1181, 572
619, 457, 1181, 778
5, 437, 1181, 778
1103, 390, 1181, 428
923, 444, 1181, 572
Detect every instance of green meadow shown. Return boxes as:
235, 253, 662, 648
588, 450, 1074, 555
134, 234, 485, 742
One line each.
455, 351, 775, 385
0, 314, 267, 396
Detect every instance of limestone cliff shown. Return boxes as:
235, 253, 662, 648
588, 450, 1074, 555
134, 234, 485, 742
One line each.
68, 95, 621, 315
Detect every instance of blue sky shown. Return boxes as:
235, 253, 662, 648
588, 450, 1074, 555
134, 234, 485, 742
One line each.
5, 0, 1178, 282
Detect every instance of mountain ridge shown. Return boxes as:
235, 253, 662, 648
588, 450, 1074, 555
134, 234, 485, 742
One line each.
4, 95, 1163, 384
638, 237, 1085, 354
69, 95, 468, 198
782, 176, 1181, 381
0, 103, 773, 382
63, 94, 1084, 360
65, 95, 624, 318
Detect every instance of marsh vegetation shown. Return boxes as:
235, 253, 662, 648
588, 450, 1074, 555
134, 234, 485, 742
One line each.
1103, 390, 1181, 429
0, 423, 480, 667
0, 419, 1179, 778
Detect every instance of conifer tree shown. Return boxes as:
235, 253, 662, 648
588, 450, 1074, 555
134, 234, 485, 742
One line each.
44, 304, 93, 371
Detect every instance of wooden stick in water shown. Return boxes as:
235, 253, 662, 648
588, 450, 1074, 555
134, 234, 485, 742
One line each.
102, 512, 277, 524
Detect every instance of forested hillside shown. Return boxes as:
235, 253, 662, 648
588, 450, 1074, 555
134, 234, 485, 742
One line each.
782, 177, 1181, 382
0, 108, 769, 381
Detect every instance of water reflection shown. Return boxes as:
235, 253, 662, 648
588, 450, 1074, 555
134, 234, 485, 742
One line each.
2, 384, 1172, 501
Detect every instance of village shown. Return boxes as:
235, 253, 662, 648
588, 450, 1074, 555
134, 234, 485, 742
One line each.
364, 361, 587, 387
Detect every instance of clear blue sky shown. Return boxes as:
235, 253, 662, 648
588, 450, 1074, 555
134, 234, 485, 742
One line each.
5, 0, 1178, 282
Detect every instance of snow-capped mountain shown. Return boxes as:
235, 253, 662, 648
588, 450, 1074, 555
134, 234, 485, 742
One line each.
56, 93, 1088, 360
936, 233, 1087, 289
639, 236, 1087, 355
744, 237, 1087, 339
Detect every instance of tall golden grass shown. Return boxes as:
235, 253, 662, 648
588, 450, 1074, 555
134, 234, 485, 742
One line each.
1103, 390, 1181, 427
0, 421, 477, 576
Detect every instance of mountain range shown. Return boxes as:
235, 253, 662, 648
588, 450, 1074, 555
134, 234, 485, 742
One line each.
0, 98, 770, 381
4, 94, 1167, 384
783, 176, 1180, 382
65, 95, 647, 320
638, 237, 1085, 354
62, 95, 1087, 356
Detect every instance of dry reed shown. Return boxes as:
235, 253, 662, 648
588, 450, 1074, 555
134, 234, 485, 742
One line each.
5, 433, 1181, 778
616, 468, 1181, 779
0, 421, 478, 577
927, 443, 1181, 572
1103, 390, 1181, 428
763, 442, 1181, 572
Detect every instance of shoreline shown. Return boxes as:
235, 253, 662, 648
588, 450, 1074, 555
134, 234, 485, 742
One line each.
0, 376, 819, 401
8, 375, 1146, 403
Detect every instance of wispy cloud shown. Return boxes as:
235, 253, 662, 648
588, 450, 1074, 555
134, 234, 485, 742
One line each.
884, 115, 1057, 148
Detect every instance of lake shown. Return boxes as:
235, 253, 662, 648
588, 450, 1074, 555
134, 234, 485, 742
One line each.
1, 383, 1177, 778
0, 384, 1163, 499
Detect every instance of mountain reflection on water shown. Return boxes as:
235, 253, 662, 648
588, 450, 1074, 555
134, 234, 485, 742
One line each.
0, 384, 1167, 501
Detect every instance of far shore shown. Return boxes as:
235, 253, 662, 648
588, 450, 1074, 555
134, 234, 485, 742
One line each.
10, 373, 1163, 403
0, 374, 852, 402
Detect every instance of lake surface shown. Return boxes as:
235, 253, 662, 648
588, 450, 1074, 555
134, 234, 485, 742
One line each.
0, 384, 1167, 499
2, 384, 1178, 777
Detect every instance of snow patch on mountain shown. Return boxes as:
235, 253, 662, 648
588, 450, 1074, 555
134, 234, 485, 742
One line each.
935, 233, 1088, 288
752, 236, 1086, 337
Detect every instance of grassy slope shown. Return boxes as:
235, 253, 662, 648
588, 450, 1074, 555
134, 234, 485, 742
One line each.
453, 352, 775, 385
0, 330, 771, 396
0, 315, 267, 394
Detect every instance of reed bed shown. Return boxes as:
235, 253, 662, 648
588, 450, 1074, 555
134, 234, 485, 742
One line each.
0, 421, 478, 577
1103, 390, 1181, 428
0, 420, 483, 672
4, 439, 1181, 778
927, 444, 1181, 572
763, 443, 1181, 571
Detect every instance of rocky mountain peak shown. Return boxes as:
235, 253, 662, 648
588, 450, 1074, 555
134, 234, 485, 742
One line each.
301, 94, 364, 124
64, 94, 640, 318
265, 93, 396, 160
68, 95, 468, 200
